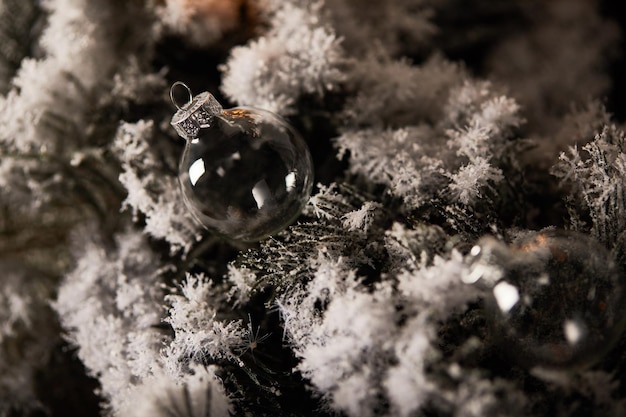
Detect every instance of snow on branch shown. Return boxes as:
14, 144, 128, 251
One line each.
342, 201, 381, 233
0, 0, 157, 212
444, 82, 523, 153
336, 80, 522, 212
306, 182, 356, 220
343, 53, 466, 127
447, 156, 504, 206
335, 126, 444, 209
163, 273, 246, 372
220, 1, 346, 115
296, 283, 396, 416
0, 0, 39, 93
1, 0, 124, 155
271, 215, 501, 417
53, 228, 165, 413
552, 124, 626, 246
112, 120, 201, 254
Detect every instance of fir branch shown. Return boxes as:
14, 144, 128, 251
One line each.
552, 124, 626, 247
0, 0, 42, 93
163, 273, 246, 370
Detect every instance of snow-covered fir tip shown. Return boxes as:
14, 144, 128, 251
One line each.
448, 157, 504, 205
226, 264, 257, 307
220, 0, 346, 115
163, 273, 246, 372
552, 123, 626, 247
342, 201, 381, 233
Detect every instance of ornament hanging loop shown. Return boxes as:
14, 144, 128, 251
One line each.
170, 81, 193, 110
170, 82, 224, 140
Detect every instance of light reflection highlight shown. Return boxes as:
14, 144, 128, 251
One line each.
189, 158, 206, 186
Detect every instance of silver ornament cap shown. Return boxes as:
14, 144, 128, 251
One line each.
170, 82, 223, 140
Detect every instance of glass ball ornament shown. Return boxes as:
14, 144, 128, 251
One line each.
464, 230, 626, 370
170, 82, 313, 242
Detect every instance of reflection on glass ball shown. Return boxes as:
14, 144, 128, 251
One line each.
178, 107, 313, 242
466, 230, 626, 370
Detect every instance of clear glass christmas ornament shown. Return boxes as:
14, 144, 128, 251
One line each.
465, 230, 626, 370
170, 82, 313, 242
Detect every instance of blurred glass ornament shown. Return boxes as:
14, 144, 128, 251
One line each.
170, 82, 313, 242
464, 230, 626, 370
